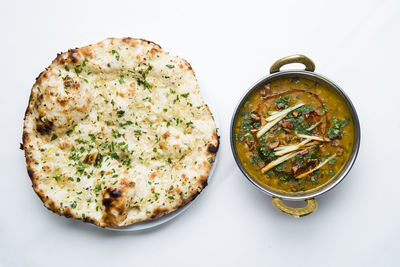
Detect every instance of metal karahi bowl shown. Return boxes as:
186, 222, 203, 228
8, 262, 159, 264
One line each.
230, 55, 361, 217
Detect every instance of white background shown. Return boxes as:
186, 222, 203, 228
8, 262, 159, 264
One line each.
1, 0, 399, 266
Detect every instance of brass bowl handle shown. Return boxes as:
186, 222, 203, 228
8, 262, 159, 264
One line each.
270, 54, 315, 73
272, 197, 317, 218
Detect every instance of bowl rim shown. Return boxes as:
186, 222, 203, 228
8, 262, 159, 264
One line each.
230, 70, 361, 201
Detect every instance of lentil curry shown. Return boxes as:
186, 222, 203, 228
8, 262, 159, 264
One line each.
234, 77, 354, 195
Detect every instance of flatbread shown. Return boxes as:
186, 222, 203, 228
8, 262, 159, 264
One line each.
23, 38, 218, 228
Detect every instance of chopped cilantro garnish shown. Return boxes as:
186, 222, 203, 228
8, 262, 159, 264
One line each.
74, 65, 82, 74
110, 152, 119, 159
328, 117, 349, 139
279, 173, 292, 181
136, 77, 152, 91
119, 121, 133, 127
181, 93, 189, 98
328, 159, 336, 165
119, 75, 124, 84
94, 154, 103, 168
241, 112, 251, 120
138, 65, 152, 79
111, 50, 120, 61
173, 95, 180, 104
94, 185, 102, 192
117, 110, 125, 118
112, 130, 122, 138
297, 105, 313, 114
274, 163, 286, 172
274, 94, 290, 108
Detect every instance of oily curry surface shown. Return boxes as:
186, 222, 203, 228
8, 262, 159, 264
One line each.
234, 77, 354, 195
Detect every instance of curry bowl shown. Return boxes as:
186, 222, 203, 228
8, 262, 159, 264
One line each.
230, 55, 360, 217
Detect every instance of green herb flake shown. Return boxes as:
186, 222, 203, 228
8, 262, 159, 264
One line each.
327, 117, 349, 139
181, 93, 189, 98
274, 94, 290, 109
119, 75, 124, 84
186, 121, 194, 128
279, 173, 292, 181
111, 50, 120, 61
328, 159, 336, 165
110, 152, 120, 159
117, 110, 125, 118
297, 105, 313, 114
119, 121, 133, 127
94, 185, 102, 192
74, 65, 83, 74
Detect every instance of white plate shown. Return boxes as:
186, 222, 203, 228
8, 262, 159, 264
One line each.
103, 78, 220, 231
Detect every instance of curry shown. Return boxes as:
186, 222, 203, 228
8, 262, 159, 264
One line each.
234, 77, 355, 195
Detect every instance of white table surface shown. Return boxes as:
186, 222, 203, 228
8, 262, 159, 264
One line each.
1, 0, 399, 266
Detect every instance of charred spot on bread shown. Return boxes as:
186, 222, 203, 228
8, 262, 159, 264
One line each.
109, 188, 122, 198
102, 198, 112, 206
36, 118, 53, 135
207, 143, 218, 153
